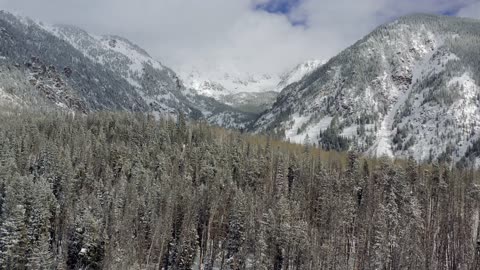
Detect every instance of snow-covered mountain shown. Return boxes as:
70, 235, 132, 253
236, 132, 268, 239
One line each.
275, 60, 325, 92
0, 11, 254, 129
8, 11, 480, 165
181, 68, 279, 98
251, 14, 480, 166
179, 60, 323, 112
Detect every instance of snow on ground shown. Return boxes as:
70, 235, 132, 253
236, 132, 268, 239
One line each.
36, 21, 189, 115
368, 35, 448, 158
286, 115, 333, 144
180, 68, 280, 101
368, 73, 403, 158
284, 113, 310, 141
390, 57, 477, 162
341, 125, 358, 138
179, 59, 324, 102
207, 111, 248, 129
97, 36, 164, 74
0, 87, 21, 106
274, 60, 324, 91
405, 75, 480, 162
125, 77, 142, 89
447, 73, 480, 161
40, 23, 165, 90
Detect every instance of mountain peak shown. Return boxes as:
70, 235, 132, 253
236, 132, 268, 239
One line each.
179, 59, 324, 113
101, 35, 152, 58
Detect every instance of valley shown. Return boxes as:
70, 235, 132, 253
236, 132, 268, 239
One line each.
1, 7, 480, 270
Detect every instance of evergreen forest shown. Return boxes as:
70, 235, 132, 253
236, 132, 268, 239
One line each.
0, 110, 479, 270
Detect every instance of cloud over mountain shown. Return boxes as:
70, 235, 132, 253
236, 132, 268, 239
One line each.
1, 0, 478, 74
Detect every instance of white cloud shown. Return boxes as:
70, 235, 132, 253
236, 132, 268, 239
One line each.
458, 1, 480, 19
0, 0, 478, 75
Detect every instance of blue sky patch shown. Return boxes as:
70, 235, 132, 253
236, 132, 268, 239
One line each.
254, 0, 307, 27
441, 7, 461, 16
254, 0, 303, 15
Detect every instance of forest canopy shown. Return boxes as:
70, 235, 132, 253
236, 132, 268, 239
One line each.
0, 110, 479, 269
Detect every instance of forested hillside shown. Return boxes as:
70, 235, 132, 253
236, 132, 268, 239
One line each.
0, 109, 479, 269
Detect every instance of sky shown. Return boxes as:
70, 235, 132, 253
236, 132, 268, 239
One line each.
1, 0, 480, 75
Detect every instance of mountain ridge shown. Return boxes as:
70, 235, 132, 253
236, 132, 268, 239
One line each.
251, 13, 480, 166
3, 11, 480, 165
0, 10, 256, 129
179, 59, 324, 113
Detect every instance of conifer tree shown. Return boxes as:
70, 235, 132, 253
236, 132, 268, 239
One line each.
0, 111, 479, 269
0, 174, 28, 269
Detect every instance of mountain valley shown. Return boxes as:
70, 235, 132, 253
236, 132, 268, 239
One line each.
2, 11, 480, 165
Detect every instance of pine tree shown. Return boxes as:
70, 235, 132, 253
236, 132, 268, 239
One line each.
174, 219, 197, 270
0, 174, 28, 269
0, 111, 478, 269
26, 176, 55, 269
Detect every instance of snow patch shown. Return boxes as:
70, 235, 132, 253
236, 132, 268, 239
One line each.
368, 36, 452, 159
275, 60, 325, 91
97, 36, 164, 74
180, 68, 281, 101
0, 87, 21, 106
40, 24, 166, 90
286, 115, 333, 144
341, 125, 358, 138
179, 59, 324, 103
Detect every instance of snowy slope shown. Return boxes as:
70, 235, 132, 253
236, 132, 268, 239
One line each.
251, 14, 480, 165
275, 60, 325, 92
39, 23, 189, 115
179, 60, 323, 112
0, 11, 254, 129
181, 68, 280, 98
43, 25, 166, 87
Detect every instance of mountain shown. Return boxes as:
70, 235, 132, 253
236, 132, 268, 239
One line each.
179, 60, 323, 113
180, 68, 279, 99
0, 11, 254, 129
251, 14, 480, 166
275, 60, 325, 92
